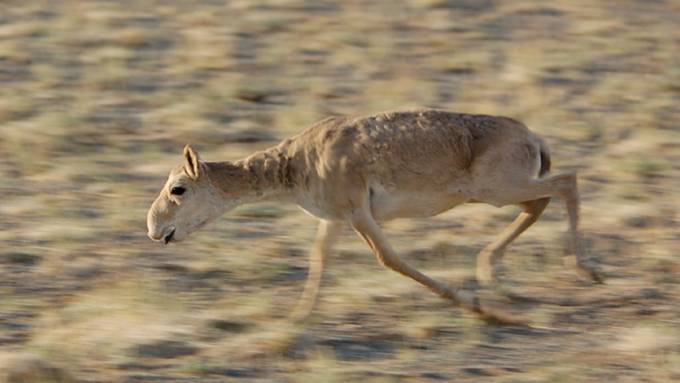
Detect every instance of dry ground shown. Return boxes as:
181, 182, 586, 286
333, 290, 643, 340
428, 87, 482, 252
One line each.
1, 0, 679, 382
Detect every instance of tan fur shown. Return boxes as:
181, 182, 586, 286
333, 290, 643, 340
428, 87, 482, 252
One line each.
147, 109, 602, 322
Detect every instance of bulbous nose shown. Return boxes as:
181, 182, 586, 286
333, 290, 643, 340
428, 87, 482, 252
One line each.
147, 197, 167, 242
147, 231, 163, 241
147, 217, 166, 241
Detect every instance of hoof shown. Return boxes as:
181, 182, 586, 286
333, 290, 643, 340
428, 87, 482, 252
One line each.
462, 289, 531, 327
477, 309, 531, 327
475, 263, 500, 286
476, 272, 497, 286
576, 264, 605, 284
564, 256, 605, 284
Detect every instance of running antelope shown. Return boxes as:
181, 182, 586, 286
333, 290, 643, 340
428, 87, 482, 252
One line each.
147, 109, 602, 321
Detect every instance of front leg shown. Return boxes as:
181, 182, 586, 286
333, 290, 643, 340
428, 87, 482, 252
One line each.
350, 206, 522, 324
290, 219, 342, 320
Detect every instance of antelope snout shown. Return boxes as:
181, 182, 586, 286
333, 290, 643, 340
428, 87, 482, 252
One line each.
148, 225, 176, 244
147, 230, 163, 242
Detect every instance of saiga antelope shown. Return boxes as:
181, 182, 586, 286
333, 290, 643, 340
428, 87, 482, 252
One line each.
147, 109, 602, 321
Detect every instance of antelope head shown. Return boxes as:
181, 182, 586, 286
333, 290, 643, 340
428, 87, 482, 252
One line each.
147, 145, 231, 244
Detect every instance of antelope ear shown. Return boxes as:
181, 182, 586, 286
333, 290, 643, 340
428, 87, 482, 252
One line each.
183, 144, 201, 179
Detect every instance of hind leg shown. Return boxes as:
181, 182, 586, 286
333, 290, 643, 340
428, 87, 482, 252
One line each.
557, 175, 603, 283
477, 172, 603, 283
476, 197, 550, 285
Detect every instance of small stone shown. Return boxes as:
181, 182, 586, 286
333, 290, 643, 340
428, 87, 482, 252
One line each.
4, 252, 41, 266
209, 320, 250, 333
623, 215, 650, 228
134, 340, 199, 359
461, 367, 492, 376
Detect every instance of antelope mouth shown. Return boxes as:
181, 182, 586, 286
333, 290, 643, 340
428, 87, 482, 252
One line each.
164, 228, 176, 244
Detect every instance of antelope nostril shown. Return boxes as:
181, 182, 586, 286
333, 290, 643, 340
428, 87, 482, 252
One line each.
164, 228, 176, 244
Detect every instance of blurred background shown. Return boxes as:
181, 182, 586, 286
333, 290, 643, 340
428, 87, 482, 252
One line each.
0, 0, 679, 381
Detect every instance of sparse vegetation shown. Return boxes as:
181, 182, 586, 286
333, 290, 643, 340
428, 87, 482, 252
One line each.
1, 1, 679, 382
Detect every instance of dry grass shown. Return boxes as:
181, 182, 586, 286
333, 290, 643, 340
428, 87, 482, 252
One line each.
1, 1, 679, 382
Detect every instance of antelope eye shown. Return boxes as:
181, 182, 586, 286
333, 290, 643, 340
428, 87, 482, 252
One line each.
170, 186, 186, 196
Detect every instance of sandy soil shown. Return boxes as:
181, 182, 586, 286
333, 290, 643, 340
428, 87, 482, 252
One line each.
0, 1, 679, 382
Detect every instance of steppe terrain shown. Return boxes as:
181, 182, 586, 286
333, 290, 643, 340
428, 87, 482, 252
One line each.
0, 1, 679, 381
